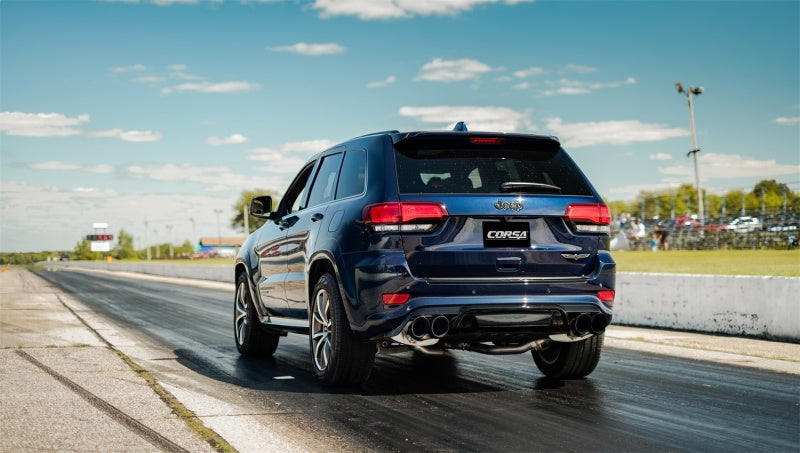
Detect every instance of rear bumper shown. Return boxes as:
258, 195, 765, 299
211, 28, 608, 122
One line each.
341, 250, 615, 342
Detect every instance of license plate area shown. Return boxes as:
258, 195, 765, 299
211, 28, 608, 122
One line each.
483, 222, 531, 248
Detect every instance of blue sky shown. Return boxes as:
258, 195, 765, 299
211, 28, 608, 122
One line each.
1, 0, 798, 252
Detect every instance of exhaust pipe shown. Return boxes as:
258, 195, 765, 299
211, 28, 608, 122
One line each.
570, 313, 592, 336
590, 313, 608, 334
409, 317, 430, 340
430, 315, 450, 338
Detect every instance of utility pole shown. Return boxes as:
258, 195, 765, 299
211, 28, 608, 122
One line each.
214, 208, 223, 250
166, 224, 174, 259
189, 217, 196, 246
676, 83, 705, 229
144, 220, 151, 261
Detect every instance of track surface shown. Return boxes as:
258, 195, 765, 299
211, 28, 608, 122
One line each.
37, 269, 799, 452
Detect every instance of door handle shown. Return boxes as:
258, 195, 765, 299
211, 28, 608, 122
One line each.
311, 213, 324, 222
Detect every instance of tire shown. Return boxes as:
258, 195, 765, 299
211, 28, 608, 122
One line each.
310, 273, 375, 386
234, 273, 279, 357
532, 333, 604, 379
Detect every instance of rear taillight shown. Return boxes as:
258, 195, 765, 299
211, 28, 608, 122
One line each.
564, 203, 611, 234
363, 202, 448, 232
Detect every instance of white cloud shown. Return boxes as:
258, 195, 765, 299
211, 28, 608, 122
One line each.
367, 75, 397, 88
606, 182, 682, 200
512, 82, 531, 90
565, 64, 597, 74
269, 42, 346, 56
136, 75, 167, 84
659, 153, 800, 179
205, 134, 249, 145
415, 58, 494, 82
649, 153, 673, 161
0, 111, 89, 137
86, 164, 115, 174
124, 162, 267, 192
28, 161, 116, 174
513, 67, 544, 78
398, 105, 533, 132
310, 0, 532, 20
30, 161, 82, 171
111, 64, 146, 73
92, 128, 163, 142
0, 181, 240, 253
161, 81, 260, 94
545, 117, 688, 148
542, 77, 636, 96
247, 139, 336, 172
775, 116, 800, 125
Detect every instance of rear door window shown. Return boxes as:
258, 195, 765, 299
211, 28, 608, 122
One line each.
306, 153, 343, 208
335, 149, 366, 200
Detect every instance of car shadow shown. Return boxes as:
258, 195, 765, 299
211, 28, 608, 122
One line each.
173, 342, 599, 397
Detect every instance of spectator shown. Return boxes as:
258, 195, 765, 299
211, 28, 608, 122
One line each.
654, 225, 670, 251
629, 218, 646, 243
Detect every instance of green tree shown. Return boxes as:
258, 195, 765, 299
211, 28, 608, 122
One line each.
72, 238, 97, 260
114, 229, 136, 259
230, 189, 278, 234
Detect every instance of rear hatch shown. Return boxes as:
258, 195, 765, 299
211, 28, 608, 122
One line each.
388, 133, 609, 280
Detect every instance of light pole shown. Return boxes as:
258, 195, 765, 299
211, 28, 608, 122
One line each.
166, 224, 174, 259
676, 82, 705, 228
214, 208, 223, 249
144, 219, 151, 261
189, 217, 196, 246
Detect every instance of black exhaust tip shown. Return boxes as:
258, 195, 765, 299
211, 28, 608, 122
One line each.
571, 313, 592, 336
430, 315, 450, 338
409, 317, 430, 340
590, 313, 608, 334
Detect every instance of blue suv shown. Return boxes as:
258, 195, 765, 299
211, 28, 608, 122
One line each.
234, 124, 615, 385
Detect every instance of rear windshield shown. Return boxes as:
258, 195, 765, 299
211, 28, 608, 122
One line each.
393, 141, 593, 196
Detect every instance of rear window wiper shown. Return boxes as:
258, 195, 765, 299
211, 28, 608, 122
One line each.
499, 181, 562, 193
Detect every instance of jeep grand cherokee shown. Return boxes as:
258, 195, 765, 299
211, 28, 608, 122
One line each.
234, 123, 615, 386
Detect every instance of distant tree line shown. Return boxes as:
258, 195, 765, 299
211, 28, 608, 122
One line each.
606, 179, 799, 221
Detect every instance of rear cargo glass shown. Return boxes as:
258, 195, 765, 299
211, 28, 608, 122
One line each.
394, 142, 593, 196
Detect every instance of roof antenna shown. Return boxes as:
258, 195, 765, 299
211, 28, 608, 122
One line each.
453, 121, 468, 132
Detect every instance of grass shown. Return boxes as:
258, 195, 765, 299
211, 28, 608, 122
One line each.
613, 249, 800, 277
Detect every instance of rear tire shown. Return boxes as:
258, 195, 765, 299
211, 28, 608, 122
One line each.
310, 273, 375, 386
234, 273, 279, 357
532, 334, 603, 379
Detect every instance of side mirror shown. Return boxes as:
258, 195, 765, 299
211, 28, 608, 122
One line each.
249, 195, 273, 218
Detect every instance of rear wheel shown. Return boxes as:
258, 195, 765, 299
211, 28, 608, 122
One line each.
310, 273, 375, 386
532, 334, 603, 379
234, 273, 279, 357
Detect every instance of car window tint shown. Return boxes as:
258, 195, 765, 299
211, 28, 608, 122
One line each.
336, 150, 366, 199
394, 146, 592, 196
307, 153, 343, 208
283, 163, 314, 215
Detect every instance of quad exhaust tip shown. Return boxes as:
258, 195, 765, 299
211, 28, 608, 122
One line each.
570, 313, 608, 336
408, 315, 451, 340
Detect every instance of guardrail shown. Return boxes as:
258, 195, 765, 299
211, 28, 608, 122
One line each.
42, 260, 799, 342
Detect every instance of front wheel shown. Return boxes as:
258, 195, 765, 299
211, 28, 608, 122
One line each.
234, 273, 279, 357
310, 273, 375, 386
532, 334, 604, 379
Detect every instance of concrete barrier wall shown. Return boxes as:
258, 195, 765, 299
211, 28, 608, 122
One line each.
615, 273, 799, 341
45, 261, 799, 341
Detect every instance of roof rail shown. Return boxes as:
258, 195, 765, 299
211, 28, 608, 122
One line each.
452, 121, 468, 132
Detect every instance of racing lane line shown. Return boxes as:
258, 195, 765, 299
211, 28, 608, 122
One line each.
15, 350, 190, 453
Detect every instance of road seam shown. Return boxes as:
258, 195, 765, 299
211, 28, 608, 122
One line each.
53, 293, 237, 453
15, 349, 189, 453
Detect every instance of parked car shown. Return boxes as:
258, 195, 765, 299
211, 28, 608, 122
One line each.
234, 124, 615, 385
727, 216, 761, 233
